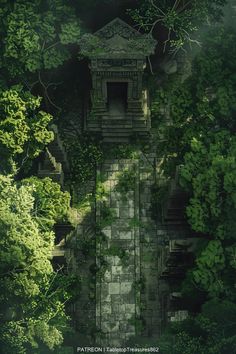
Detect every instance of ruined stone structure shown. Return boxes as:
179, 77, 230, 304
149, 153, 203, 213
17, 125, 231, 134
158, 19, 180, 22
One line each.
80, 18, 156, 142
42, 18, 197, 353
73, 18, 196, 350
38, 124, 69, 186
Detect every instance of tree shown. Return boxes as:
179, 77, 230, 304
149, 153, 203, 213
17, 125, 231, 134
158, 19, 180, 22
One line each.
128, 0, 226, 53
0, 0, 81, 77
159, 299, 236, 354
151, 25, 236, 350
0, 0, 82, 112
21, 176, 70, 229
151, 26, 236, 174
0, 175, 73, 353
0, 85, 54, 173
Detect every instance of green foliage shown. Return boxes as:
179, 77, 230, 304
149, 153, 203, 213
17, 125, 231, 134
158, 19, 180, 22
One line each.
151, 25, 236, 348
152, 27, 236, 170
21, 176, 71, 229
128, 216, 143, 229
96, 172, 109, 202
115, 167, 137, 195
180, 131, 236, 237
99, 203, 117, 228
177, 131, 236, 299
0, 175, 71, 353
63, 134, 103, 185
0, 85, 54, 172
159, 299, 236, 354
0, 0, 81, 76
128, 0, 226, 53
79, 34, 105, 57
193, 240, 225, 297
104, 143, 140, 159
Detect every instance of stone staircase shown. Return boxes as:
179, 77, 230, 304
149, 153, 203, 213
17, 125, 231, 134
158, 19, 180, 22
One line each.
87, 113, 150, 143
38, 148, 64, 185
163, 167, 189, 224
38, 124, 69, 186
48, 124, 69, 172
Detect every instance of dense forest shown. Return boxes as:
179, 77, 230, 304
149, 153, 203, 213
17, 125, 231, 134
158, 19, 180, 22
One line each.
0, 0, 236, 353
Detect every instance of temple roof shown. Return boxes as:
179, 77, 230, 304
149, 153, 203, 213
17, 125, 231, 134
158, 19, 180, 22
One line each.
94, 18, 141, 39
80, 18, 156, 59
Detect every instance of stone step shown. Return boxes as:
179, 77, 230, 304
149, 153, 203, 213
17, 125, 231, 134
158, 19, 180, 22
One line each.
133, 120, 148, 126
86, 123, 100, 128
102, 132, 130, 138
102, 120, 131, 124
103, 136, 130, 143
52, 246, 65, 257
102, 126, 133, 130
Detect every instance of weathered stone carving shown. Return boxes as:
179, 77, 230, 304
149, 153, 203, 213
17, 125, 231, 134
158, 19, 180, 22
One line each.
95, 17, 140, 39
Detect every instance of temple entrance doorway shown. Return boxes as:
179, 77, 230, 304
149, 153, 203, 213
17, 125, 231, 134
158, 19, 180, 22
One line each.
107, 82, 128, 118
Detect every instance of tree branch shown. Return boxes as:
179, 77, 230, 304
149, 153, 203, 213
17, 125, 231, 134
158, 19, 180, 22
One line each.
38, 71, 62, 111
163, 28, 172, 53
150, 0, 166, 16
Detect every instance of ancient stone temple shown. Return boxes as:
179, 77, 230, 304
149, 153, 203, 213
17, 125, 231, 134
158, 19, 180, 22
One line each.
80, 18, 156, 141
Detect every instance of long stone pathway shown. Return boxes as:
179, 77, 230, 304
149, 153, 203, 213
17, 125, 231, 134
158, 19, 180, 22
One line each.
96, 159, 140, 346
95, 155, 161, 346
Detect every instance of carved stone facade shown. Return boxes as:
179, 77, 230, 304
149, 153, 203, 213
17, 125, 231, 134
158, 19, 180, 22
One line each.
80, 18, 156, 141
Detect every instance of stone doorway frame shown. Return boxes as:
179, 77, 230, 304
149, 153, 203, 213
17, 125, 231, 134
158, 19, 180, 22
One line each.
103, 78, 133, 104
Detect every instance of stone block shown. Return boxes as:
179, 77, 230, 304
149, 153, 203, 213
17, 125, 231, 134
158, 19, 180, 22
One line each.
105, 256, 114, 265
124, 312, 134, 320
157, 229, 166, 236
109, 282, 120, 295
110, 207, 119, 217
122, 293, 135, 304
101, 284, 109, 298
121, 282, 133, 294
127, 191, 134, 199
141, 209, 146, 217
101, 321, 120, 333
111, 163, 119, 171
111, 303, 120, 313
126, 304, 135, 313
102, 227, 112, 239
111, 294, 121, 304
107, 171, 117, 180
112, 265, 123, 275
120, 274, 134, 282
119, 321, 135, 333
103, 164, 113, 172
119, 208, 130, 219
110, 199, 119, 208
111, 191, 122, 201
104, 270, 112, 282
119, 230, 132, 240
102, 302, 112, 314
119, 304, 126, 313
114, 313, 126, 321
129, 208, 135, 218
111, 256, 121, 266
128, 199, 134, 208
112, 274, 121, 282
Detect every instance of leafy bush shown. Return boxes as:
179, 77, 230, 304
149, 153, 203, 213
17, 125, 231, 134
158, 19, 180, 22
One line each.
0, 0, 81, 76
0, 85, 53, 172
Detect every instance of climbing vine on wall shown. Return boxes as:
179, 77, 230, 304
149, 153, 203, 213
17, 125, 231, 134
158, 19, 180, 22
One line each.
63, 134, 103, 185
